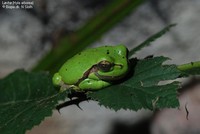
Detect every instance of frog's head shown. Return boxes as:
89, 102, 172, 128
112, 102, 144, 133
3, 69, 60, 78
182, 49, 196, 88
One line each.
94, 45, 129, 81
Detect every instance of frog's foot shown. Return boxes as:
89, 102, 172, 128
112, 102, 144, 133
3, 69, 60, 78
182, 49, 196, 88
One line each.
59, 84, 70, 92
59, 82, 79, 92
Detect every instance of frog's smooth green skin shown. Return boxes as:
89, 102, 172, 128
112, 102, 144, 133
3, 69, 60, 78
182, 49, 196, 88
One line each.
52, 45, 129, 91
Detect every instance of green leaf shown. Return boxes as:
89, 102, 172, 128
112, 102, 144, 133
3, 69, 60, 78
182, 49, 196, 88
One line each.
88, 56, 181, 111
129, 24, 176, 57
0, 70, 67, 134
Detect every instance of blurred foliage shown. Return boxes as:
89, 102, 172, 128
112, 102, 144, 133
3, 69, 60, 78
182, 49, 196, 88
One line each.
32, 0, 145, 74
128, 24, 176, 57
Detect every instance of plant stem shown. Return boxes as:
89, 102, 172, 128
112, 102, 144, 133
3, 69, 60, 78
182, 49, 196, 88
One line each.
177, 61, 200, 75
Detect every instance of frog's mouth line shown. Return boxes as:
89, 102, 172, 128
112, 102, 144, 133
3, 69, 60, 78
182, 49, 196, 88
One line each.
75, 64, 125, 86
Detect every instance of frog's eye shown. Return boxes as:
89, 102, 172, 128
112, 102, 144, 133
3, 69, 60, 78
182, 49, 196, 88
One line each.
97, 61, 113, 72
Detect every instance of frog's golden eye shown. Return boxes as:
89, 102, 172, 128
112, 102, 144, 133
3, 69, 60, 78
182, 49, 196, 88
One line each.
97, 61, 113, 72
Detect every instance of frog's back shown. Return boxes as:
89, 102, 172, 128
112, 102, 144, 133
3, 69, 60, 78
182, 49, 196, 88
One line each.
58, 48, 107, 84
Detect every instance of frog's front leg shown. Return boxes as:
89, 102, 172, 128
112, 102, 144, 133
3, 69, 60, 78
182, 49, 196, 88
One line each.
78, 78, 111, 90
59, 82, 79, 92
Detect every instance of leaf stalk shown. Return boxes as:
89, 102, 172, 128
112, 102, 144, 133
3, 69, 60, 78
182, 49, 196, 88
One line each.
177, 61, 200, 75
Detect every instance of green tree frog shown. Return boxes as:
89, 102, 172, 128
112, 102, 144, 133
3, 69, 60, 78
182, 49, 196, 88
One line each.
52, 45, 129, 91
